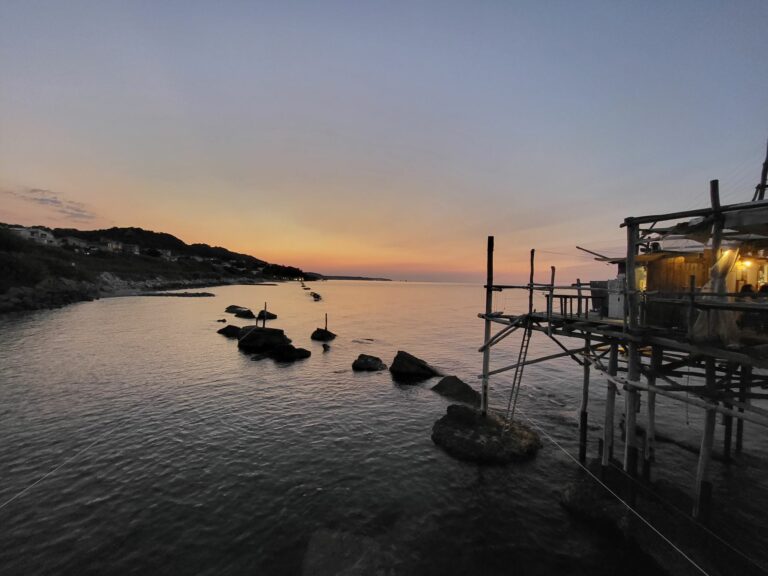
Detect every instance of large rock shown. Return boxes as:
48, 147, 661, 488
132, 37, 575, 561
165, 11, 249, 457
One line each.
310, 327, 336, 341
237, 327, 292, 353
217, 324, 242, 338
235, 308, 256, 319
269, 344, 311, 363
431, 404, 541, 464
352, 354, 387, 372
225, 304, 246, 313
389, 351, 440, 382
431, 376, 480, 406
257, 310, 278, 320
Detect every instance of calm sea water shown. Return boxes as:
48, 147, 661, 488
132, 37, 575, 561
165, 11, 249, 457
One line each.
0, 281, 766, 575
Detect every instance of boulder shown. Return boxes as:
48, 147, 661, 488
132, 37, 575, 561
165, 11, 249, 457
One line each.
217, 324, 242, 338
352, 354, 387, 372
225, 304, 246, 313
269, 344, 311, 363
235, 308, 256, 319
257, 310, 278, 320
389, 351, 440, 383
431, 376, 480, 406
322, 343, 331, 353
237, 327, 292, 353
311, 327, 336, 341
431, 404, 541, 464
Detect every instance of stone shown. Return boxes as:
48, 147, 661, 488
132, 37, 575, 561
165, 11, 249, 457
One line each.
257, 310, 277, 320
269, 344, 311, 363
235, 308, 256, 319
310, 327, 336, 341
237, 326, 292, 353
225, 304, 246, 313
431, 404, 541, 464
322, 343, 331, 352
389, 350, 440, 383
352, 354, 387, 372
431, 376, 481, 406
217, 324, 242, 338
216, 318, 227, 323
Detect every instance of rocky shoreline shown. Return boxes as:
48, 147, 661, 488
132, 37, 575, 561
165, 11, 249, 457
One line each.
0, 272, 273, 315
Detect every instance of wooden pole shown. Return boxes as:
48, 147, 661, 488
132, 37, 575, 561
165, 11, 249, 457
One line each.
602, 342, 618, 473
579, 334, 591, 462
547, 266, 555, 335
736, 364, 751, 453
723, 362, 735, 462
325, 313, 328, 331
693, 358, 717, 521
643, 346, 662, 480
687, 275, 696, 339
263, 302, 267, 328
528, 249, 535, 315
481, 236, 494, 417
624, 220, 640, 482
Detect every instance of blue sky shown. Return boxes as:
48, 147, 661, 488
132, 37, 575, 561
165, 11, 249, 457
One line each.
1, 1, 766, 280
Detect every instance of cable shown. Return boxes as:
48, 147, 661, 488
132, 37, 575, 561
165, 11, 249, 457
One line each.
516, 409, 713, 576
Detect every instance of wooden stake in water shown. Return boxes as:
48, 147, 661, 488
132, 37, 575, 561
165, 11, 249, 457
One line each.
325, 313, 328, 331
481, 236, 494, 418
263, 302, 267, 328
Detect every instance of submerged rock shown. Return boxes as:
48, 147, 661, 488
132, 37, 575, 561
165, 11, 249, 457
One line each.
269, 344, 311, 363
257, 310, 278, 320
389, 350, 440, 383
322, 343, 331, 353
352, 354, 387, 372
237, 326, 292, 353
216, 318, 227, 323
431, 376, 480, 406
310, 327, 336, 341
431, 404, 541, 464
217, 324, 242, 338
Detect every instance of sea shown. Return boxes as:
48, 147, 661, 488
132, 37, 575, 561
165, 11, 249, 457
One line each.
0, 281, 766, 575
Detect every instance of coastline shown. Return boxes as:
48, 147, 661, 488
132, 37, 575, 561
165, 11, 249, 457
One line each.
0, 274, 278, 315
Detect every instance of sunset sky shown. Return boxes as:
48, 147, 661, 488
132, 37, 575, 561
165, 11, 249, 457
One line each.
1, 1, 766, 282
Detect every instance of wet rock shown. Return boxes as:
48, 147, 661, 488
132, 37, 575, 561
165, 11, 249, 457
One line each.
217, 324, 242, 338
237, 327, 292, 353
225, 304, 246, 313
352, 354, 387, 372
310, 327, 336, 341
431, 376, 480, 406
235, 308, 256, 319
257, 310, 277, 320
216, 318, 227, 323
269, 344, 311, 363
322, 343, 331, 353
389, 351, 440, 383
431, 404, 541, 464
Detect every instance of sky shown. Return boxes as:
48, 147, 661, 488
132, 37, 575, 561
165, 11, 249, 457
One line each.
1, 1, 766, 282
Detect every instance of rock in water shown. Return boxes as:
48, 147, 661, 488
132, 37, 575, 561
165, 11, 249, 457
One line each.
389, 350, 440, 383
257, 310, 277, 320
431, 376, 480, 406
269, 344, 311, 363
225, 304, 247, 313
431, 404, 541, 464
352, 354, 387, 371
237, 327, 292, 353
235, 308, 256, 319
310, 327, 336, 341
217, 324, 242, 338
322, 343, 331, 353
216, 318, 227, 323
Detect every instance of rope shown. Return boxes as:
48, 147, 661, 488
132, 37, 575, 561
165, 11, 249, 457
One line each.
517, 409, 713, 576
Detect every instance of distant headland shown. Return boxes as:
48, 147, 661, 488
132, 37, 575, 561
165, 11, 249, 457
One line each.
0, 223, 383, 313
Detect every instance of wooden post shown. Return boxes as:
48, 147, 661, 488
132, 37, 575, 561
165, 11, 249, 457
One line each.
579, 334, 591, 462
722, 362, 735, 462
624, 343, 640, 480
643, 346, 662, 480
481, 236, 494, 417
528, 249, 535, 315
325, 313, 328, 331
687, 275, 696, 339
736, 364, 751, 453
263, 302, 267, 328
576, 277, 582, 317
547, 266, 555, 335
602, 342, 619, 473
693, 358, 717, 521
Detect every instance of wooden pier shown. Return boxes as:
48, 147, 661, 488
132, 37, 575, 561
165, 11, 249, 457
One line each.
479, 180, 768, 523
